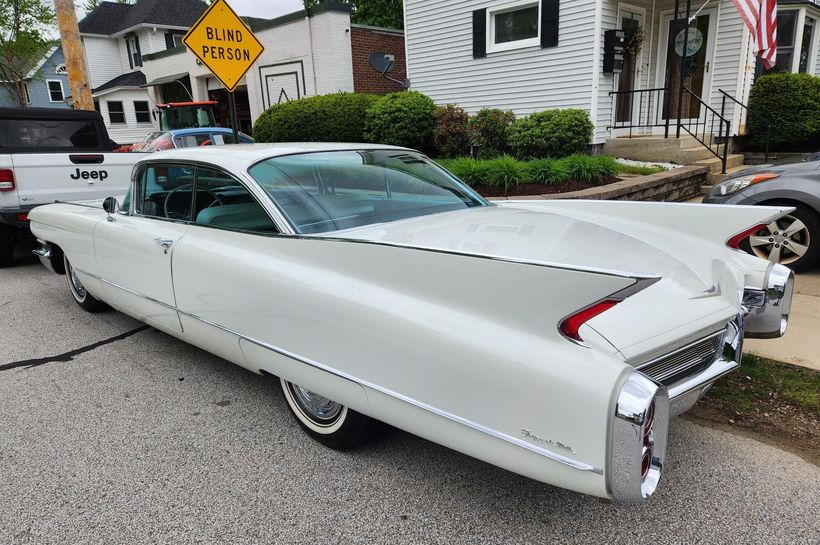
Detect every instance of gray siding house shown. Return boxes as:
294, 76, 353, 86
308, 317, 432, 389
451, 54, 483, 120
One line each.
404, 0, 820, 146
0, 45, 71, 109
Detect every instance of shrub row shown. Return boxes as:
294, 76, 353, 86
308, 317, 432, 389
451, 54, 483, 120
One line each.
253, 91, 595, 159
747, 72, 820, 150
437, 155, 622, 193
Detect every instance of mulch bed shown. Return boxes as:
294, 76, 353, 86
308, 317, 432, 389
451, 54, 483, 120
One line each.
473, 176, 620, 197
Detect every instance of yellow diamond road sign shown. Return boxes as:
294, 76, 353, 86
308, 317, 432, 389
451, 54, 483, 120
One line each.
182, 0, 264, 92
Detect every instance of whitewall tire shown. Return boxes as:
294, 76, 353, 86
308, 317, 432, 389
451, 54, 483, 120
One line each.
64, 255, 108, 312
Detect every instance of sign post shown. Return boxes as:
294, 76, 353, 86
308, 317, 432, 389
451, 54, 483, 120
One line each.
182, 0, 264, 138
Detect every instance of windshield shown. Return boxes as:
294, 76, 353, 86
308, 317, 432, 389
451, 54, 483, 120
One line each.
248, 150, 488, 234
160, 106, 215, 130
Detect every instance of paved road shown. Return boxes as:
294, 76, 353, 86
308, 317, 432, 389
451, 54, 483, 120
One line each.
1, 260, 819, 545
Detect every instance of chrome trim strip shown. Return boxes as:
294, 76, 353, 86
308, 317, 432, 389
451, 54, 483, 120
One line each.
75, 268, 602, 474
635, 330, 725, 370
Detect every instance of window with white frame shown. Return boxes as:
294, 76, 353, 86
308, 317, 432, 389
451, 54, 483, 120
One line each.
759, 9, 818, 75
488, 0, 540, 52
134, 101, 151, 123
47, 80, 64, 102
107, 101, 125, 124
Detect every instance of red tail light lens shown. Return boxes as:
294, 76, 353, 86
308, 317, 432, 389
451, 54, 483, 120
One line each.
0, 169, 14, 191
560, 299, 619, 342
727, 223, 767, 250
16, 213, 28, 222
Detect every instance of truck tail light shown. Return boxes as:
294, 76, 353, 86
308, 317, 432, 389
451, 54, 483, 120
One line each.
559, 299, 619, 342
0, 169, 14, 191
727, 223, 767, 250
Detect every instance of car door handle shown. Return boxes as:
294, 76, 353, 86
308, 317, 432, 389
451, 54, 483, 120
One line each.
154, 238, 174, 254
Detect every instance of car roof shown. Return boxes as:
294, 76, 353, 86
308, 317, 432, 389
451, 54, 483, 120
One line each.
144, 143, 414, 169
0, 107, 104, 121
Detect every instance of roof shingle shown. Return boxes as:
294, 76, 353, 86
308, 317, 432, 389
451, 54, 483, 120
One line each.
79, 0, 207, 36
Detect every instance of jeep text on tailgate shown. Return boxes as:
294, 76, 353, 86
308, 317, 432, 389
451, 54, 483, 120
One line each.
0, 107, 143, 266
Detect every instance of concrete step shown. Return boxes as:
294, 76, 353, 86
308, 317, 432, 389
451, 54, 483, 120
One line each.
706, 164, 755, 185
693, 153, 744, 174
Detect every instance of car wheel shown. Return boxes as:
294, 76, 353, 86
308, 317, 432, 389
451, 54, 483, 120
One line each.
0, 229, 13, 268
280, 378, 382, 450
746, 206, 820, 271
64, 254, 108, 312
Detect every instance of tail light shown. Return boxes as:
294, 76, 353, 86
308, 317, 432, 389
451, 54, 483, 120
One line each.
0, 169, 14, 191
727, 223, 767, 250
16, 213, 28, 222
559, 299, 620, 342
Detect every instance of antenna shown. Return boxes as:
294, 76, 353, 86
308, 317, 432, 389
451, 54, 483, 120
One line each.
367, 51, 410, 89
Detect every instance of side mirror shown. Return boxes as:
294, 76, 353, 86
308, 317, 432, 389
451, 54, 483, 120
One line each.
102, 197, 118, 221
102, 196, 118, 213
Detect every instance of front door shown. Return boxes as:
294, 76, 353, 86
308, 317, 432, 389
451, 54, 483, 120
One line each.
93, 163, 194, 333
614, 6, 645, 130
657, 9, 717, 122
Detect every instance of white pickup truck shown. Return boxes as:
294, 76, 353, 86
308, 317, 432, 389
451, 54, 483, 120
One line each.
0, 107, 142, 266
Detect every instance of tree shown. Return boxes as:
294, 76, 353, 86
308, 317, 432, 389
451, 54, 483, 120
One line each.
303, 0, 403, 30
0, 0, 56, 106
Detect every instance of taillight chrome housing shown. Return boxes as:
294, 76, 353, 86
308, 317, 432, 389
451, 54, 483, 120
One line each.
609, 372, 669, 502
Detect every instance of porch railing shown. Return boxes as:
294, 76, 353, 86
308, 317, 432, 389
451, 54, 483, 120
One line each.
718, 88, 774, 163
607, 86, 732, 174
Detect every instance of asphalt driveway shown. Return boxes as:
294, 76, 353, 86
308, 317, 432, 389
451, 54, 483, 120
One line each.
1, 259, 818, 545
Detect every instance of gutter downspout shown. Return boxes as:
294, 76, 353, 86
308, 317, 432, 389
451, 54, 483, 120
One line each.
590, 0, 604, 147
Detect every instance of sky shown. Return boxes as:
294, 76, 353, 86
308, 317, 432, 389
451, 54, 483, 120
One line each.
227, 0, 305, 19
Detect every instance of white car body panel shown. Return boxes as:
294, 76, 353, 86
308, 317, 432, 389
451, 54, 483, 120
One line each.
27, 144, 793, 501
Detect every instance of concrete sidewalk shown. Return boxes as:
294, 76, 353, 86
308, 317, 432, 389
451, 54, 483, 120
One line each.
745, 270, 820, 371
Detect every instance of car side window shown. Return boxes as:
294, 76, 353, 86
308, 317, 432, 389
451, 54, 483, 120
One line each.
193, 167, 279, 234
134, 164, 195, 220
175, 133, 211, 148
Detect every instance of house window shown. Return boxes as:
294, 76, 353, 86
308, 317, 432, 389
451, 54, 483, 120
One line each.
47, 80, 64, 102
125, 35, 143, 68
165, 32, 184, 49
108, 101, 125, 124
798, 17, 816, 73
488, 1, 540, 52
761, 10, 797, 74
134, 101, 151, 123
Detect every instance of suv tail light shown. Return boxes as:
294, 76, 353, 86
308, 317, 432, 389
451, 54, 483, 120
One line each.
0, 169, 14, 191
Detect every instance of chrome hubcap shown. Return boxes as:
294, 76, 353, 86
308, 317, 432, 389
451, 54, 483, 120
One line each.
68, 262, 86, 298
288, 383, 343, 424
748, 215, 810, 265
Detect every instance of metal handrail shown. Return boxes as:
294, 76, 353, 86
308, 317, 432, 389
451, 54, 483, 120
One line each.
606, 87, 670, 137
680, 87, 730, 173
718, 88, 774, 162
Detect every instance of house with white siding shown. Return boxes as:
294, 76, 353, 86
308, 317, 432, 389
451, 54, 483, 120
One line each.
404, 0, 820, 162
78, 0, 207, 144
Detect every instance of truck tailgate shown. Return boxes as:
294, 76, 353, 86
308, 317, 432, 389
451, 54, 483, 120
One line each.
10, 153, 138, 206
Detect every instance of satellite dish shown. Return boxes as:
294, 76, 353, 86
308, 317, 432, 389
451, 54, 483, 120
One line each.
368, 51, 395, 75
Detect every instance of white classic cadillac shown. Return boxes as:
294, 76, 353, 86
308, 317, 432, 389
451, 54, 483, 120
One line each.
29, 144, 794, 502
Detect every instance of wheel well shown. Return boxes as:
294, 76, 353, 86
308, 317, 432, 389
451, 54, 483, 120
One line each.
48, 243, 66, 275
756, 199, 820, 220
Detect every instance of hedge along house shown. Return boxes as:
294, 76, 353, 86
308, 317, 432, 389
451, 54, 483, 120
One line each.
140, 2, 407, 134
404, 0, 820, 173
0, 44, 72, 109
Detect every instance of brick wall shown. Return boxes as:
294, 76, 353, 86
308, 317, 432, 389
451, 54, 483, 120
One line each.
351, 25, 406, 94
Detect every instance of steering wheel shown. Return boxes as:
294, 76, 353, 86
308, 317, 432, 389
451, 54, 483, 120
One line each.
163, 184, 220, 219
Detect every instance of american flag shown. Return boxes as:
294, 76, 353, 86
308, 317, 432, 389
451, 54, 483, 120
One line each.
732, 0, 778, 68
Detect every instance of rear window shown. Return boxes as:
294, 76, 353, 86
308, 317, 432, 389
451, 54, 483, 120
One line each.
0, 119, 102, 151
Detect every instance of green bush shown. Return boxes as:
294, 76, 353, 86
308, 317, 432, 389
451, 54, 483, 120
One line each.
507, 109, 594, 158
437, 157, 492, 186
363, 90, 436, 148
524, 158, 570, 185
747, 73, 820, 150
468, 108, 516, 159
433, 104, 470, 157
252, 92, 379, 143
561, 154, 618, 184
485, 155, 528, 194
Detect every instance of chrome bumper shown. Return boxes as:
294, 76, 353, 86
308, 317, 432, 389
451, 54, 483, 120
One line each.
666, 314, 744, 416
743, 263, 794, 339
32, 241, 61, 274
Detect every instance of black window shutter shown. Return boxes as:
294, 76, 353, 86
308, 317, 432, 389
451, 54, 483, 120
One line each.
165, 32, 174, 49
134, 37, 142, 67
541, 0, 559, 48
473, 9, 487, 58
125, 39, 133, 69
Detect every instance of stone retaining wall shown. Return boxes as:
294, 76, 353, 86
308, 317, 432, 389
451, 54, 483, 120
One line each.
492, 166, 709, 202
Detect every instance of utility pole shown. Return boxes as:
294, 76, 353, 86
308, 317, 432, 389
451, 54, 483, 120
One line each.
54, 0, 94, 110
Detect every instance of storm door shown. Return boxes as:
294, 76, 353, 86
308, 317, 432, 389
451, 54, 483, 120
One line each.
614, 7, 645, 127
657, 9, 716, 122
